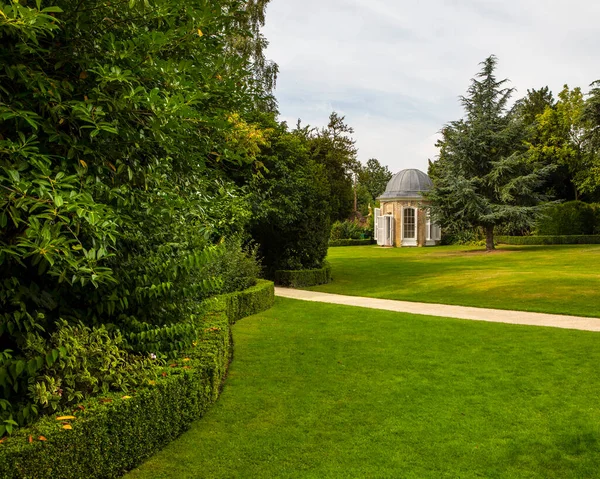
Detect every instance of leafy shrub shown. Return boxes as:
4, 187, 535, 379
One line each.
0, 311, 230, 479
274, 264, 332, 287
536, 201, 596, 235
0, 0, 261, 433
204, 235, 261, 295
330, 220, 371, 240
440, 228, 484, 245
0, 321, 154, 437
496, 235, 600, 245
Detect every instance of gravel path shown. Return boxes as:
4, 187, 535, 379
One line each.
275, 287, 600, 332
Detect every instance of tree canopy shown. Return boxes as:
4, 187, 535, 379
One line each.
427, 56, 553, 250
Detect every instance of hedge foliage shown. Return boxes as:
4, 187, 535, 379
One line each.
216, 279, 274, 324
536, 201, 600, 235
329, 239, 375, 247
274, 265, 332, 287
496, 235, 600, 245
0, 281, 274, 479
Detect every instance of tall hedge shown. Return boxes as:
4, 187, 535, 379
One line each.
536, 201, 597, 235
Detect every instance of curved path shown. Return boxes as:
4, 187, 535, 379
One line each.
275, 287, 600, 332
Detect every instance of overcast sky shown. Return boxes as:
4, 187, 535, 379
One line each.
262, 0, 600, 174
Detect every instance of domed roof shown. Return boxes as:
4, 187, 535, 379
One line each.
379, 169, 432, 199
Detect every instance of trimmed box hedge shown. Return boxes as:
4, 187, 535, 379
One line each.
0, 280, 274, 479
329, 238, 375, 247
496, 235, 600, 245
219, 279, 275, 324
274, 264, 332, 287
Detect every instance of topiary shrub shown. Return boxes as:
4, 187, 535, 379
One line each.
536, 201, 596, 235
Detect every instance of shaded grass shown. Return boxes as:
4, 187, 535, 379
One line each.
306, 244, 600, 317
126, 298, 600, 478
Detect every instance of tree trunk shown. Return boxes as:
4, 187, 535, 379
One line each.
485, 225, 495, 251
353, 174, 358, 213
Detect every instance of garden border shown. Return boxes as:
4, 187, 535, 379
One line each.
0, 280, 274, 479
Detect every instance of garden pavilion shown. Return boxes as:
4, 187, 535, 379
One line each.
375, 168, 441, 247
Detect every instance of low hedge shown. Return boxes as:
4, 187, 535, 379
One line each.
218, 279, 275, 324
274, 264, 332, 287
329, 238, 375, 247
496, 235, 600, 245
0, 280, 274, 479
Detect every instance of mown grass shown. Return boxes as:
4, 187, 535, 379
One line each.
306, 244, 600, 317
126, 298, 600, 478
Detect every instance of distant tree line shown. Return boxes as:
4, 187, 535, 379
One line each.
427, 55, 600, 250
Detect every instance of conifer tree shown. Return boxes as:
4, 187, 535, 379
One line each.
427, 56, 553, 250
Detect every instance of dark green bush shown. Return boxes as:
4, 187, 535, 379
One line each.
329, 239, 375, 247
496, 235, 600, 245
248, 115, 331, 277
536, 201, 596, 235
274, 264, 332, 287
0, 280, 274, 478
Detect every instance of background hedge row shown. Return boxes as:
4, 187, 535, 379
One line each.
329, 239, 375, 247
274, 264, 332, 287
0, 281, 274, 479
536, 201, 600, 235
496, 235, 600, 245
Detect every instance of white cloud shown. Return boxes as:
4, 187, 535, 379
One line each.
263, 0, 600, 173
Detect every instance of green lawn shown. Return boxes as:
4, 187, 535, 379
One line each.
306, 244, 600, 317
126, 298, 600, 478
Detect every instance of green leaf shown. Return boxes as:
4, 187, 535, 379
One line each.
15, 360, 25, 377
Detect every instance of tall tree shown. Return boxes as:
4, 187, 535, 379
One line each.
514, 86, 555, 127
427, 56, 553, 251
308, 112, 359, 222
229, 0, 278, 112
581, 80, 600, 196
357, 158, 392, 202
247, 114, 331, 276
526, 86, 594, 200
